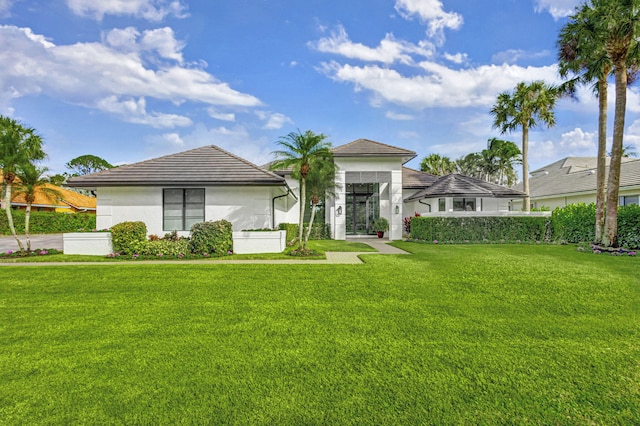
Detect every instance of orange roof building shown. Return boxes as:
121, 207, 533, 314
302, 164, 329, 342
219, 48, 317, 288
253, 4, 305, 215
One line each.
1, 179, 96, 213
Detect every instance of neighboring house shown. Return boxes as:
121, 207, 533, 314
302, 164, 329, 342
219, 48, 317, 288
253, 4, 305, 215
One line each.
512, 157, 640, 210
0, 177, 96, 213
67, 139, 527, 240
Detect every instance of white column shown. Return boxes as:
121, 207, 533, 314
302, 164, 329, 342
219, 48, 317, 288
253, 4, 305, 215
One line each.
334, 171, 346, 240
390, 170, 403, 240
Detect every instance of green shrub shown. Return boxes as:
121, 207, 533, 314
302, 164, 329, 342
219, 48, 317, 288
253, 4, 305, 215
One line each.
618, 204, 640, 249
411, 216, 550, 242
551, 203, 595, 243
373, 217, 389, 232
129, 239, 190, 256
0, 211, 96, 235
189, 220, 233, 256
110, 221, 147, 254
278, 223, 331, 242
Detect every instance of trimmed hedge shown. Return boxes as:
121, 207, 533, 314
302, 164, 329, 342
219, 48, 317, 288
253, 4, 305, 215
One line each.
0, 211, 96, 235
110, 221, 147, 254
618, 204, 640, 249
551, 203, 595, 243
410, 216, 551, 242
189, 220, 233, 256
278, 222, 331, 242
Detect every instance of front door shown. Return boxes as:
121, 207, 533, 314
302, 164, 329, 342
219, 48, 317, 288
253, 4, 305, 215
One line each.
345, 183, 379, 235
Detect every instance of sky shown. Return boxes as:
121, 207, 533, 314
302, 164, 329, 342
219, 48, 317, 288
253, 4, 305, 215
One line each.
1, 0, 639, 177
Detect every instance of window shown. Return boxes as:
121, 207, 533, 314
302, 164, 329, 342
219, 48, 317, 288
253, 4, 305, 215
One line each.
453, 198, 476, 211
619, 195, 639, 206
163, 188, 205, 231
438, 198, 446, 212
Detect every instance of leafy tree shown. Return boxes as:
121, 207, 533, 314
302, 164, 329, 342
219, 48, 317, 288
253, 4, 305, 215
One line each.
0, 116, 46, 251
491, 81, 558, 211
484, 138, 521, 186
46, 173, 68, 186
14, 164, 62, 251
611, 144, 638, 157
66, 154, 113, 176
303, 159, 338, 247
420, 153, 456, 176
270, 130, 332, 250
455, 153, 484, 179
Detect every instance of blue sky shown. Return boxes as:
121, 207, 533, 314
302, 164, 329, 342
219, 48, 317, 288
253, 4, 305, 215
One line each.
1, 0, 639, 176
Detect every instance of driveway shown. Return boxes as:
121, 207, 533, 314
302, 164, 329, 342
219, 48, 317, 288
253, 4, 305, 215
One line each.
0, 234, 63, 252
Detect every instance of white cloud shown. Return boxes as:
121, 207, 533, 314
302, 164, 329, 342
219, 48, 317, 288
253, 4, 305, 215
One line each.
207, 107, 236, 122
559, 127, 596, 150
386, 111, 415, 121
0, 25, 261, 126
96, 95, 192, 128
66, 0, 187, 21
534, 0, 582, 20
310, 24, 434, 65
319, 60, 560, 109
255, 111, 293, 130
394, 0, 463, 43
491, 49, 551, 65
443, 52, 467, 64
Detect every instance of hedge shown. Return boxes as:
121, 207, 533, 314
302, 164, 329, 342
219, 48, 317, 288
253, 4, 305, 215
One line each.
278, 222, 331, 242
189, 220, 233, 256
110, 221, 147, 254
411, 216, 550, 242
0, 211, 96, 235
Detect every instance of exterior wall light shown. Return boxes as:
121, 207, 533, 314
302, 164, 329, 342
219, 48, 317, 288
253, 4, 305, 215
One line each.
395, 205, 400, 214
337, 206, 342, 216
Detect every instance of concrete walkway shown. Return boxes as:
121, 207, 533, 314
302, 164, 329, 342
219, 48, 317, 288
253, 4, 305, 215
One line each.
0, 237, 409, 266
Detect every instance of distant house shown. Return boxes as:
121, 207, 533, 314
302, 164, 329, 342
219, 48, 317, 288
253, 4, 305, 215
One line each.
512, 157, 640, 210
0, 176, 96, 213
67, 139, 527, 240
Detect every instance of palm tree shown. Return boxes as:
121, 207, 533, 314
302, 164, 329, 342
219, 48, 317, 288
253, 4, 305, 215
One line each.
270, 130, 332, 249
420, 153, 457, 176
558, 2, 613, 244
587, 0, 640, 247
303, 159, 338, 248
490, 81, 558, 211
13, 164, 62, 251
0, 116, 46, 251
455, 153, 484, 179
486, 138, 521, 186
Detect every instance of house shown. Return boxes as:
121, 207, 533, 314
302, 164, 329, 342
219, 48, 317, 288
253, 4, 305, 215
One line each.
512, 157, 640, 210
0, 175, 96, 213
67, 139, 526, 240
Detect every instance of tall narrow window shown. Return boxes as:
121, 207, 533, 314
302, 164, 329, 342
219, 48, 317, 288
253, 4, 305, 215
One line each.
438, 198, 446, 212
163, 188, 205, 231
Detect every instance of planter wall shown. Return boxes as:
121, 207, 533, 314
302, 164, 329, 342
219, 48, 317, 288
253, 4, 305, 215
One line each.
232, 230, 286, 254
63, 232, 113, 255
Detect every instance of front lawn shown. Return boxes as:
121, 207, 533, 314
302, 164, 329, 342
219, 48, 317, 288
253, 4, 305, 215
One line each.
1, 244, 638, 424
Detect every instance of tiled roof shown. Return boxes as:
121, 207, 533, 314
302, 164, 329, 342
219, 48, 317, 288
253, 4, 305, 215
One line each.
332, 138, 416, 162
67, 145, 286, 188
405, 174, 526, 201
402, 167, 438, 189
516, 157, 640, 198
2, 181, 96, 211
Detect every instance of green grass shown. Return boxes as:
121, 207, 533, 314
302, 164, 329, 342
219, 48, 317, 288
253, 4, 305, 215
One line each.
306, 239, 377, 252
1, 244, 638, 424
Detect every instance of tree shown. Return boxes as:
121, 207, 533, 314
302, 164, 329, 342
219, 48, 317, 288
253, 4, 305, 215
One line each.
420, 153, 456, 176
46, 173, 68, 186
270, 130, 333, 250
303, 159, 338, 247
0, 116, 46, 252
66, 154, 113, 176
455, 153, 484, 179
589, 0, 640, 247
14, 164, 62, 251
485, 138, 521, 186
490, 81, 558, 211
558, 2, 613, 244
610, 144, 638, 157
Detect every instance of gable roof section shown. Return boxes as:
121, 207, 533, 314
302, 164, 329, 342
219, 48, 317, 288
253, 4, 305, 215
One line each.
333, 139, 416, 163
405, 174, 526, 201
402, 167, 438, 189
0, 177, 96, 211
518, 157, 640, 198
67, 145, 286, 188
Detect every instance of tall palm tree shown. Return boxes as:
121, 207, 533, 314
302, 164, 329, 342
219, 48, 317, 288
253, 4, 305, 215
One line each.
588, 0, 640, 247
303, 159, 338, 248
0, 116, 46, 251
486, 138, 521, 186
420, 153, 457, 176
14, 164, 62, 251
270, 130, 332, 249
455, 153, 483, 179
558, 2, 612, 244
490, 81, 558, 211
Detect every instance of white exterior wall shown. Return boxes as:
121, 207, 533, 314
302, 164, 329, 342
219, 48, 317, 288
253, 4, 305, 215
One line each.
96, 185, 284, 236
274, 176, 300, 228
403, 196, 512, 217
514, 186, 640, 210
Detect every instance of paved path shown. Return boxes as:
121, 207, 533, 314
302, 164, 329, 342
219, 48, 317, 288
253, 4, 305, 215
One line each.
0, 234, 63, 252
0, 236, 409, 266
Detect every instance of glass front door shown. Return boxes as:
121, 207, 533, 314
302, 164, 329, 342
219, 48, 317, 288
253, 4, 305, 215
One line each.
345, 183, 379, 235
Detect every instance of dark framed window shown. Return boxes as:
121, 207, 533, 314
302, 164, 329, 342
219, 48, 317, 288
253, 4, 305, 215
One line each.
438, 198, 446, 212
163, 188, 205, 231
453, 198, 476, 211
619, 195, 639, 206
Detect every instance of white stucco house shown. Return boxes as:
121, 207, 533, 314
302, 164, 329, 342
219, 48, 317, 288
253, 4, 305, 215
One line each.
512, 157, 640, 210
67, 139, 526, 240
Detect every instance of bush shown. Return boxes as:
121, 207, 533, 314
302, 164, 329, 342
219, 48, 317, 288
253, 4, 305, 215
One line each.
278, 223, 331, 242
411, 216, 550, 242
189, 220, 233, 256
618, 204, 640, 249
110, 221, 147, 254
0, 211, 96, 235
551, 203, 595, 243
128, 239, 190, 256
